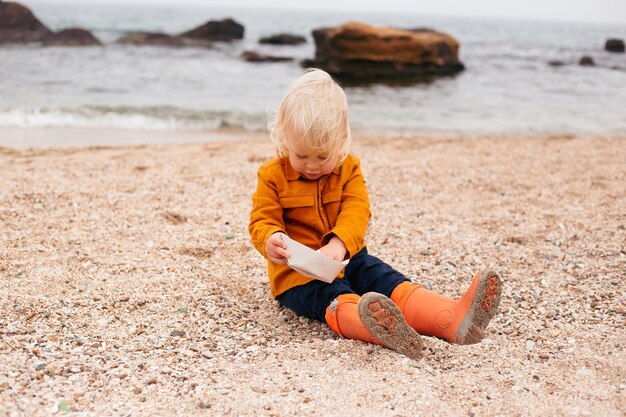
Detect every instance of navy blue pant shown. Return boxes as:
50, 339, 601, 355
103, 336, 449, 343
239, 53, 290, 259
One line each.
276, 247, 410, 322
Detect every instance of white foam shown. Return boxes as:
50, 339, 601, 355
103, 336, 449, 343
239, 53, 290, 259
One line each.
0, 107, 223, 131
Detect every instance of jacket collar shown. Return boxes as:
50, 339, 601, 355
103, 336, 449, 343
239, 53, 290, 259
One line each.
284, 158, 341, 181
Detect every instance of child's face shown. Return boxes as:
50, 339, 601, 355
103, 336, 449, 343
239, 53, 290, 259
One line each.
286, 137, 337, 181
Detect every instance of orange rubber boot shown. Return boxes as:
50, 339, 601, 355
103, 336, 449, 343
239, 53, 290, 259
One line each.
390, 270, 502, 344
325, 293, 423, 360
325, 294, 380, 344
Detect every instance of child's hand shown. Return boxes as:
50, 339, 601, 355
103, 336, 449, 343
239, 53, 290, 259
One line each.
319, 236, 347, 262
265, 232, 290, 265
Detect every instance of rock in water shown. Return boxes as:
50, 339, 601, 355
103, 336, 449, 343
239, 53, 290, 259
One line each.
604, 38, 624, 53
42, 28, 101, 46
302, 21, 464, 83
259, 33, 306, 45
0, 1, 52, 43
241, 50, 293, 62
578, 56, 594, 66
180, 18, 244, 42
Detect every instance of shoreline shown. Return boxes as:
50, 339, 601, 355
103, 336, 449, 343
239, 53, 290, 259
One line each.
1, 126, 625, 149
0, 126, 268, 148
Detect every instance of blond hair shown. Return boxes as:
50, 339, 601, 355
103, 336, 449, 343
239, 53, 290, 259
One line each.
268, 68, 351, 164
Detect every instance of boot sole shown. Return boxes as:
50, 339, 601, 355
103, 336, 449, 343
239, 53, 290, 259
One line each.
358, 292, 423, 360
453, 269, 502, 345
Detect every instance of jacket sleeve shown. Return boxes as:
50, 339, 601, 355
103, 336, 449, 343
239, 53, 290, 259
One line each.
249, 166, 285, 259
324, 158, 371, 257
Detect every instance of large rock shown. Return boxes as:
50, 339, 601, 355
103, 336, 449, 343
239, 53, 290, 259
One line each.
180, 18, 243, 42
42, 27, 101, 46
0, 1, 52, 44
605, 38, 624, 53
302, 21, 464, 82
259, 33, 306, 45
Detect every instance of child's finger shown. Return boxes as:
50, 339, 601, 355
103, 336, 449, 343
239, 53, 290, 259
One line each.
271, 234, 286, 247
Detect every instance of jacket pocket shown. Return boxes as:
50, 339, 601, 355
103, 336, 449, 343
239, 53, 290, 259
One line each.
280, 195, 315, 208
322, 191, 342, 226
280, 195, 315, 226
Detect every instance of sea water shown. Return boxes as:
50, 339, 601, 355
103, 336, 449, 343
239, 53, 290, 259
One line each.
1, 1, 625, 140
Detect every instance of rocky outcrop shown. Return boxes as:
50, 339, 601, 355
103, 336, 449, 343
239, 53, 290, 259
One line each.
42, 27, 101, 46
259, 33, 306, 45
180, 18, 243, 42
302, 21, 464, 82
241, 50, 293, 62
605, 38, 624, 53
0, 1, 52, 43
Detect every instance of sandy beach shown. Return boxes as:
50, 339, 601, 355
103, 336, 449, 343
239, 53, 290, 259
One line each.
0, 130, 624, 416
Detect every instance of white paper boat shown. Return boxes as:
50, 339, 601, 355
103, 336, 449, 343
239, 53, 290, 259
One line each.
281, 235, 349, 283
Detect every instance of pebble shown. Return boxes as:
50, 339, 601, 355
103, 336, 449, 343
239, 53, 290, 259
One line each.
170, 330, 186, 337
525, 341, 535, 352
576, 367, 594, 377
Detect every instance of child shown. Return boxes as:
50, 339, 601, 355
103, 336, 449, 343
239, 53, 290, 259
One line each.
249, 69, 501, 359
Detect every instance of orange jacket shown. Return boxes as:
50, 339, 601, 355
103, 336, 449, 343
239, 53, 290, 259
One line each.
249, 154, 371, 297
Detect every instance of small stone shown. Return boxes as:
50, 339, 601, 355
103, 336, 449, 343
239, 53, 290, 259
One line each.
481, 338, 494, 345
526, 340, 535, 352
576, 367, 594, 377
132, 387, 142, 395
198, 400, 212, 409
539, 353, 550, 360
70, 366, 82, 373
579, 56, 595, 66
201, 351, 214, 359
170, 330, 186, 337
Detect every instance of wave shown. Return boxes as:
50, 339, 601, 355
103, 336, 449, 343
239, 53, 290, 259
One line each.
0, 105, 267, 131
